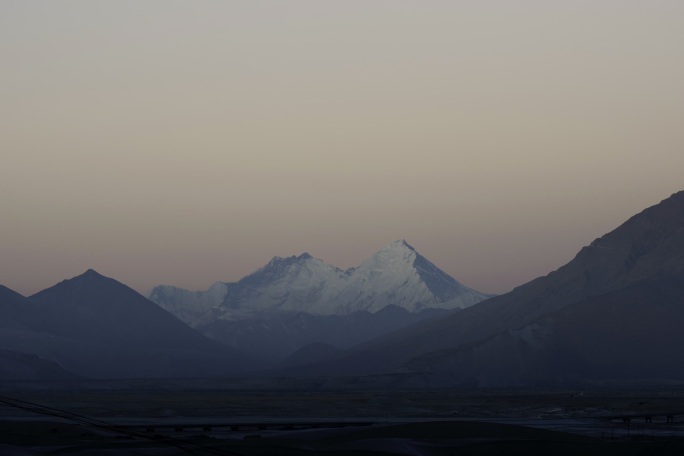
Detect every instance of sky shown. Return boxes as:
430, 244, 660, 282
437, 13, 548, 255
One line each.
2, 1, 684, 297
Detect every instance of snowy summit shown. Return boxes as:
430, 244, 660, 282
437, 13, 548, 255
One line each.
150, 240, 491, 326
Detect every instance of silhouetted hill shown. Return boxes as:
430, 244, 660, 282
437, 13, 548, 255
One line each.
0, 285, 82, 380
0, 271, 254, 378
298, 191, 684, 384
29, 269, 229, 350
408, 274, 684, 385
0, 285, 30, 330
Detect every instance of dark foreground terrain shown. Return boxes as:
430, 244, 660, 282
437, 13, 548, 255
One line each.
3, 381, 684, 455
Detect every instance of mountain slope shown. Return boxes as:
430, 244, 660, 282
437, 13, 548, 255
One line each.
0, 270, 253, 378
300, 191, 684, 380
196, 306, 451, 362
335, 240, 487, 314
0, 286, 82, 381
28, 269, 224, 350
0, 285, 32, 330
407, 274, 684, 385
148, 281, 229, 328
0, 349, 80, 381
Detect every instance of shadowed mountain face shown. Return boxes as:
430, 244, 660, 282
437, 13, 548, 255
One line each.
28, 269, 224, 350
197, 306, 451, 363
407, 275, 684, 385
0, 350, 79, 381
0, 270, 253, 379
0, 285, 30, 330
0, 286, 81, 381
300, 191, 684, 384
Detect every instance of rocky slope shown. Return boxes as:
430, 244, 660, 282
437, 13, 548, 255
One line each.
296, 191, 684, 385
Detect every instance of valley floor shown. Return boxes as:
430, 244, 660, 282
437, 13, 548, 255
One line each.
2, 382, 684, 455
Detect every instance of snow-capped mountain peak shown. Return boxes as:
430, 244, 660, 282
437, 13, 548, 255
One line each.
359, 239, 417, 269
240, 252, 344, 286
264, 252, 314, 268
387, 238, 414, 249
150, 240, 491, 325
336, 240, 486, 313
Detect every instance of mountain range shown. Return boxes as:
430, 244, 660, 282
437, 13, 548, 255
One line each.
150, 239, 489, 319
149, 239, 490, 361
0, 270, 251, 379
3, 191, 684, 385
292, 191, 684, 386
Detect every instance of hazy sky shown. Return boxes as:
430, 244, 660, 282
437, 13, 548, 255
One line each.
2, 1, 684, 296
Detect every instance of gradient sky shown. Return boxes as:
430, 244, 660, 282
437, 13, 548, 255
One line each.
2, 1, 684, 296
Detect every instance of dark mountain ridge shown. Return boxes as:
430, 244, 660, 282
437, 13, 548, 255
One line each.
0, 270, 254, 379
198, 305, 451, 363
407, 273, 684, 385
28, 269, 227, 350
296, 191, 684, 383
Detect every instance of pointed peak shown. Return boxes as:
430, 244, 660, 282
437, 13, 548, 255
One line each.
363, 239, 418, 265
269, 252, 314, 263
57, 269, 120, 289
264, 253, 315, 270
384, 239, 416, 252
29, 268, 142, 301
266, 255, 288, 264
79, 269, 107, 280
58, 269, 126, 290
